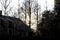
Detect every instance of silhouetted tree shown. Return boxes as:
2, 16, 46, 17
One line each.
54, 0, 60, 38
22, 0, 38, 28
34, 2, 41, 29
38, 10, 56, 38
28, 0, 31, 28
21, 1, 27, 23
0, 0, 12, 16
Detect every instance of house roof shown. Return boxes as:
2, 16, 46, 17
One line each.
0, 15, 32, 32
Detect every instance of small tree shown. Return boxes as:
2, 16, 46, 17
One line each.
0, 0, 12, 16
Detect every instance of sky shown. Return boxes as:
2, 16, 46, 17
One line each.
0, 0, 54, 31
38, 0, 54, 12
0, 0, 54, 11
12, 0, 54, 11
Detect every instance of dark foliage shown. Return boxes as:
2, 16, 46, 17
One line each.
38, 10, 60, 39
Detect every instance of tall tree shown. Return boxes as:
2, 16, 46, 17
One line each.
33, 1, 41, 32
22, 0, 40, 28
22, 0, 32, 28
28, 0, 31, 28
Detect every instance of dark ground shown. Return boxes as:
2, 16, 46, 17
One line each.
0, 34, 59, 40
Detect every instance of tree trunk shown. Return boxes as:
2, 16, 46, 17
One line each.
29, 0, 31, 28
25, 2, 26, 23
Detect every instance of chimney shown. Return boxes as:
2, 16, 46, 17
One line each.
0, 10, 2, 16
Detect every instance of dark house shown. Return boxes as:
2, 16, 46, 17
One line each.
0, 11, 32, 39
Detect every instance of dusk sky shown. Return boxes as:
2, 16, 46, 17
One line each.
0, 0, 54, 11
0, 0, 54, 31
